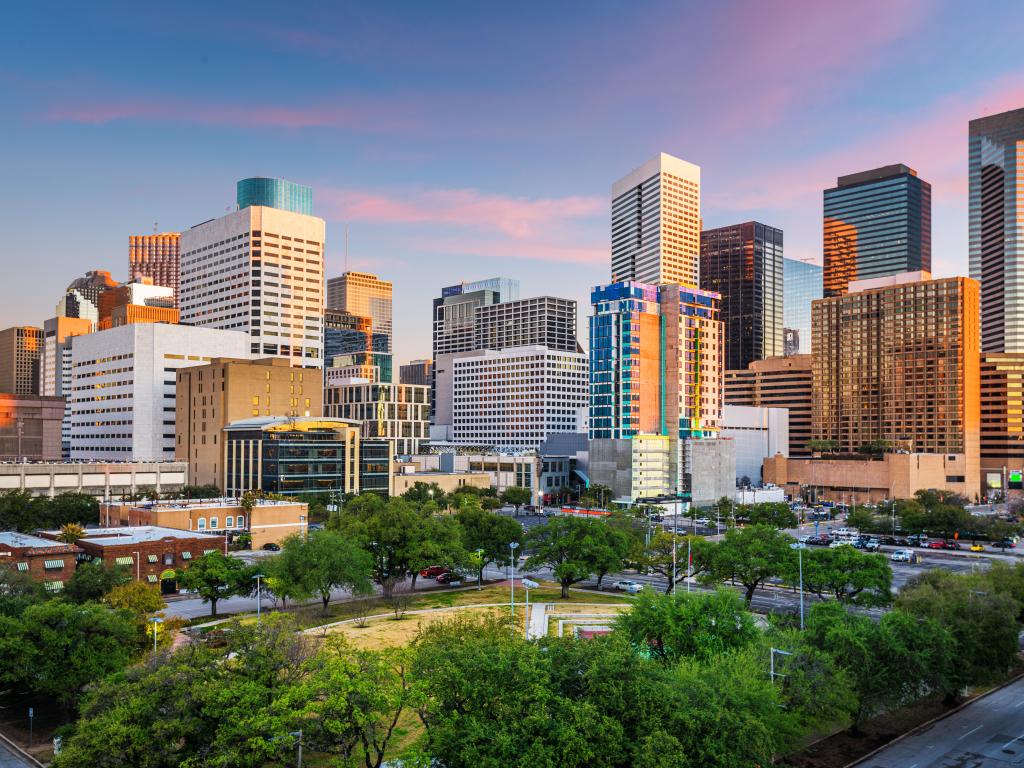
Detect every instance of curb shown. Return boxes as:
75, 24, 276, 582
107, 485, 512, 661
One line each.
0, 730, 45, 768
843, 670, 1024, 767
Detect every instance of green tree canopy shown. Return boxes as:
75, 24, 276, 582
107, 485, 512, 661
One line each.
176, 550, 255, 618
643, 532, 714, 593
499, 486, 531, 512
525, 516, 616, 597
63, 561, 132, 604
737, 502, 798, 529
284, 530, 374, 613
703, 524, 795, 604
455, 504, 524, 584
800, 546, 893, 606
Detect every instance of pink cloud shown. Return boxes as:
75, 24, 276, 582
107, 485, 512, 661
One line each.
413, 235, 606, 266
319, 186, 604, 238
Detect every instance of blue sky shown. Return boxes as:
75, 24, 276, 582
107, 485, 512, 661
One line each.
2, 0, 1023, 364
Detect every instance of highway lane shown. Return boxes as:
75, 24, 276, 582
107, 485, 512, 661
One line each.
0, 740, 35, 768
855, 675, 1024, 767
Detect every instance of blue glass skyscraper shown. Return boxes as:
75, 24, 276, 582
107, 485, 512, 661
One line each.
237, 177, 313, 215
783, 258, 822, 355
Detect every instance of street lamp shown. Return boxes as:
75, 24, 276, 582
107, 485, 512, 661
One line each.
509, 541, 519, 619
149, 616, 164, 653
253, 572, 265, 623
790, 542, 806, 630
522, 578, 539, 640
474, 548, 484, 590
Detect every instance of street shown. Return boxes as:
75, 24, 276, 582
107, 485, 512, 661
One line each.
0, 740, 35, 768
855, 674, 1024, 766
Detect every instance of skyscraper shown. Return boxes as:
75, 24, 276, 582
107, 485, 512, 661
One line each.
129, 233, 181, 306
179, 202, 325, 367
611, 153, 701, 287
823, 165, 931, 297
399, 359, 432, 386
56, 270, 120, 323
326, 272, 393, 353
783, 258, 822, 356
700, 221, 783, 370
0, 326, 42, 395
41, 316, 94, 457
969, 108, 1024, 352
236, 177, 313, 216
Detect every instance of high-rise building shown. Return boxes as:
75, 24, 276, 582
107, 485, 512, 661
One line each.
725, 355, 813, 458
69, 323, 250, 462
179, 202, 325, 367
399, 359, 432, 386
700, 221, 783, 370
812, 272, 979, 494
176, 357, 324, 489
979, 353, 1024, 494
783, 258, 822, 356
589, 281, 725, 499
611, 153, 701, 287
41, 316, 94, 457
0, 394, 64, 461
55, 270, 119, 324
474, 296, 579, 353
323, 309, 391, 382
0, 326, 43, 395
236, 177, 313, 216
129, 233, 181, 306
97, 279, 177, 330
324, 380, 430, 455
969, 108, 1024, 352
823, 165, 931, 297
326, 272, 393, 353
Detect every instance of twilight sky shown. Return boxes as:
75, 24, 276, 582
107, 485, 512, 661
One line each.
2, 0, 1023, 365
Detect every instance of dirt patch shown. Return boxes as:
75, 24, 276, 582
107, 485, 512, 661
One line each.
326, 605, 522, 649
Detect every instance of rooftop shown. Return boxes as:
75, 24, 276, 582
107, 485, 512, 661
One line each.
0, 531, 78, 551
101, 497, 300, 510
41, 526, 223, 547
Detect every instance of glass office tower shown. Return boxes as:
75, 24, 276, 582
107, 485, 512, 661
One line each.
823, 165, 931, 297
236, 177, 313, 215
783, 258, 822, 355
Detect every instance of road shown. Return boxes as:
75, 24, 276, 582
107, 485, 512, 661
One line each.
856, 675, 1024, 766
0, 740, 35, 768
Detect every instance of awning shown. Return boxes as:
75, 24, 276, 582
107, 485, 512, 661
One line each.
115, 556, 134, 566
44, 581, 63, 593
147, 575, 158, 584
147, 554, 158, 563
181, 552, 192, 560
43, 559, 65, 570
203, 549, 217, 555
16, 562, 28, 572
159, 569, 176, 580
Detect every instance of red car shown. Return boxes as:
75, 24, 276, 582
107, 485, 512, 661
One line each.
436, 571, 461, 584
926, 541, 947, 549
419, 565, 449, 578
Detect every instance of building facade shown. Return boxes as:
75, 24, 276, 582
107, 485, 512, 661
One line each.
720, 404, 789, 484
325, 271, 393, 353
969, 108, 1024, 353
449, 346, 588, 451
611, 152, 701, 287
179, 204, 325, 367
0, 532, 80, 594
812, 273, 980, 495
323, 309, 392, 382
69, 323, 250, 461
97, 279, 176, 330
56, 270, 119, 324
129, 233, 181, 306
783, 258, 822, 355
474, 296, 579, 353
700, 221, 783, 370
823, 165, 931, 297
399, 359, 432, 386
324, 380, 429, 455
0, 461, 187, 498
0, 394, 64, 461
980, 353, 1024, 495
724, 354, 813, 458
41, 316, 94, 456
236, 177, 313, 216
176, 357, 323, 489
0, 326, 42, 395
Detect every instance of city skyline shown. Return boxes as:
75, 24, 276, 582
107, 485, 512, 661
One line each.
3, 2, 1024, 366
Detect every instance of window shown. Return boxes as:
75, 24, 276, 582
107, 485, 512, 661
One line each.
115, 556, 135, 566
204, 549, 217, 555
163, 553, 175, 565
16, 562, 28, 572
44, 581, 64, 593
226, 516, 234, 528
210, 517, 219, 529
147, 575, 159, 584
197, 518, 206, 530
237, 515, 245, 528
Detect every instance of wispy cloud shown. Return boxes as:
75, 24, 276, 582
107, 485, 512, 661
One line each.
413, 235, 606, 266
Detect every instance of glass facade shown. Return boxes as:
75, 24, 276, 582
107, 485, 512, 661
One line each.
700, 221, 783, 370
358, 440, 391, 496
783, 258, 822, 356
823, 165, 931, 297
236, 177, 313, 215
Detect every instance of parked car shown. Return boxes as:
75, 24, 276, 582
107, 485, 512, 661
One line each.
830, 540, 852, 549
970, 543, 985, 552
436, 571, 461, 584
996, 539, 1018, 549
419, 565, 449, 578
695, 517, 712, 527
612, 580, 644, 593
261, 542, 281, 552
907, 534, 928, 547
926, 540, 947, 549
797, 535, 815, 544
945, 541, 961, 550
807, 535, 831, 546
891, 549, 915, 562
864, 539, 881, 552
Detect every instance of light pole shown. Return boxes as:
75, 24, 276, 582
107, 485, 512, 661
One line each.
686, 536, 692, 594
790, 542, 806, 630
253, 572, 265, 623
509, 541, 519, 620
291, 729, 303, 768
133, 550, 140, 580
149, 616, 163, 653
474, 548, 484, 590
522, 578, 539, 640
769, 647, 792, 683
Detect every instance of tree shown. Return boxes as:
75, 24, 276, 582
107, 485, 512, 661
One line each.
0, 567, 45, 617
0, 489, 47, 532
106, 581, 166, 617
295, 530, 374, 613
56, 522, 85, 543
455, 505, 524, 585
641, 532, 712, 593
64, 561, 131, 604
176, 550, 255, 618
48, 491, 100, 527
806, 439, 839, 454
579, 483, 613, 509
264, 534, 312, 608
176, 484, 222, 499
525, 516, 609, 597
800, 546, 892, 606
703, 524, 795, 605
401, 481, 449, 509
845, 506, 879, 533
499, 486, 531, 514
742, 502, 798, 529
588, 519, 636, 588
857, 439, 892, 456
0, 600, 139, 710
614, 589, 757, 663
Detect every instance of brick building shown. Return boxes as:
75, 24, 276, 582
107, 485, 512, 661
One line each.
0, 532, 80, 594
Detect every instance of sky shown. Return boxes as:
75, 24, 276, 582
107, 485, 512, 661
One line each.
2, 0, 1023, 366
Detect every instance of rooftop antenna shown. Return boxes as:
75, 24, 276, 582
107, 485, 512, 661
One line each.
153, 221, 159, 233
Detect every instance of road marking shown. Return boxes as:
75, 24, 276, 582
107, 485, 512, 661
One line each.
1002, 733, 1024, 751
958, 724, 983, 740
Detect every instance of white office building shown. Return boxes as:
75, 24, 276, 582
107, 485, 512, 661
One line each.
611, 152, 701, 288
179, 205, 325, 367
69, 323, 249, 461
451, 345, 588, 451
720, 404, 789, 484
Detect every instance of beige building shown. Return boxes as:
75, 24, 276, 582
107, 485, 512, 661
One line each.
725, 355, 812, 457
129, 232, 181, 306
176, 357, 324, 489
980, 353, 1024, 494
100, 497, 308, 549
390, 467, 491, 497
0, 394, 64, 461
0, 326, 43, 395
812, 272, 980, 493
326, 271, 393, 352
324, 380, 429, 455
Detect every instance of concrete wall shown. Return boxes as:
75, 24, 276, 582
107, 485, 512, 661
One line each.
686, 437, 736, 507
589, 438, 635, 500
721, 404, 789, 483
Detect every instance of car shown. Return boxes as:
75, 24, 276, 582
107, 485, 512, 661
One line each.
435, 571, 460, 584
695, 517, 712, 527
945, 541, 962, 550
970, 543, 985, 552
261, 542, 281, 552
996, 539, 1018, 549
807, 535, 831, 546
864, 539, 881, 552
830, 540, 852, 548
907, 534, 928, 546
612, 580, 644, 593
797, 535, 814, 544
926, 540, 947, 549
419, 565, 449, 578
891, 549, 915, 562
